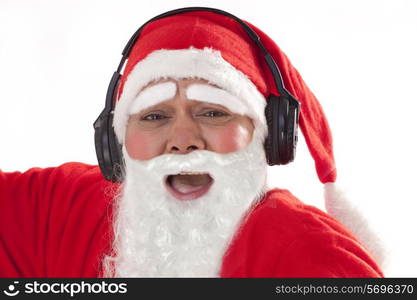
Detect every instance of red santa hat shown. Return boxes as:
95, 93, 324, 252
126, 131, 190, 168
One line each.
112, 10, 385, 266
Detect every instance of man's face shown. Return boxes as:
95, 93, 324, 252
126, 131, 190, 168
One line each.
125, 78, 255, 160
104, 77, 267, 277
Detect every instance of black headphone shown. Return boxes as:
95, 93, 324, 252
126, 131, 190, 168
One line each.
94, 7, 301, 182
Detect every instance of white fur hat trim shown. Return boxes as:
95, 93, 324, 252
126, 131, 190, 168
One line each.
113, 47, 267, 144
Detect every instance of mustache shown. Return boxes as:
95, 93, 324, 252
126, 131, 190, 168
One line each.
122, 141, 262, 179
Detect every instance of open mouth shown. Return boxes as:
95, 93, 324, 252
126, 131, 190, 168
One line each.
165, 172, 214, 200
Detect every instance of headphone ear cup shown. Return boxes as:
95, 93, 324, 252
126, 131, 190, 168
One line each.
94, 112, 124, 182
284, 110, 294, 164
94, 71, 124, 182
278, 96, 300, 165
278, 96, 290, 164
284, 102, 298, 164
94, 115, 113, 181
94, 118, 107, 176
280, 99, 293, 164
264, 95, 284, 165
107, 114, 125, 182
264, 99, 275, 165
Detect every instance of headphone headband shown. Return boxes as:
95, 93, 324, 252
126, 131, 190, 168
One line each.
117, 7, 292, 97
94, 6, 301, 182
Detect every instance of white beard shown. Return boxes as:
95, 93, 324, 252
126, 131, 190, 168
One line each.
102, 129, 268, 277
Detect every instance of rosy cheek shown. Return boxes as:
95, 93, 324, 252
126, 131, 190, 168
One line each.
205, 122, 253, 153
125, 126, 163, 160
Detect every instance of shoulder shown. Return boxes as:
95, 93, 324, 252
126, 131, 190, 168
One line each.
223, 188, 383, 277
48, 161, 105, 182
43, 162, 118, 208
245, 188, 350, 239
50, 162, 111, 188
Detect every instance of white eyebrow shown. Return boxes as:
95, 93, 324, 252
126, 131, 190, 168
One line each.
185, 84, 248, 116
129, 81, 177, 115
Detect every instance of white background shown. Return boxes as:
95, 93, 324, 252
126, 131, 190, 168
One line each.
1, 0, 416, 277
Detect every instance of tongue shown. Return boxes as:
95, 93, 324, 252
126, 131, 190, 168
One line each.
170, 174, 211, 194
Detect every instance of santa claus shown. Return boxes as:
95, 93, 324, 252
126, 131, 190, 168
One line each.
0, 7, 384, 278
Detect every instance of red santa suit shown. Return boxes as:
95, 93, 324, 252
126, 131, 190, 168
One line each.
0, 9, 384, 277
0, 163, 382, 277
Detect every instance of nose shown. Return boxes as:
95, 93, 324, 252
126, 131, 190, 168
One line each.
166, 116, 206, 154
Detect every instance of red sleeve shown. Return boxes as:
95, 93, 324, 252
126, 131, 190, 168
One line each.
0, 163, 117, 277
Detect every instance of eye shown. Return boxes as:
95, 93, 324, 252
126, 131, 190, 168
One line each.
200, 110, 230, 118
140, 113, 168, 121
